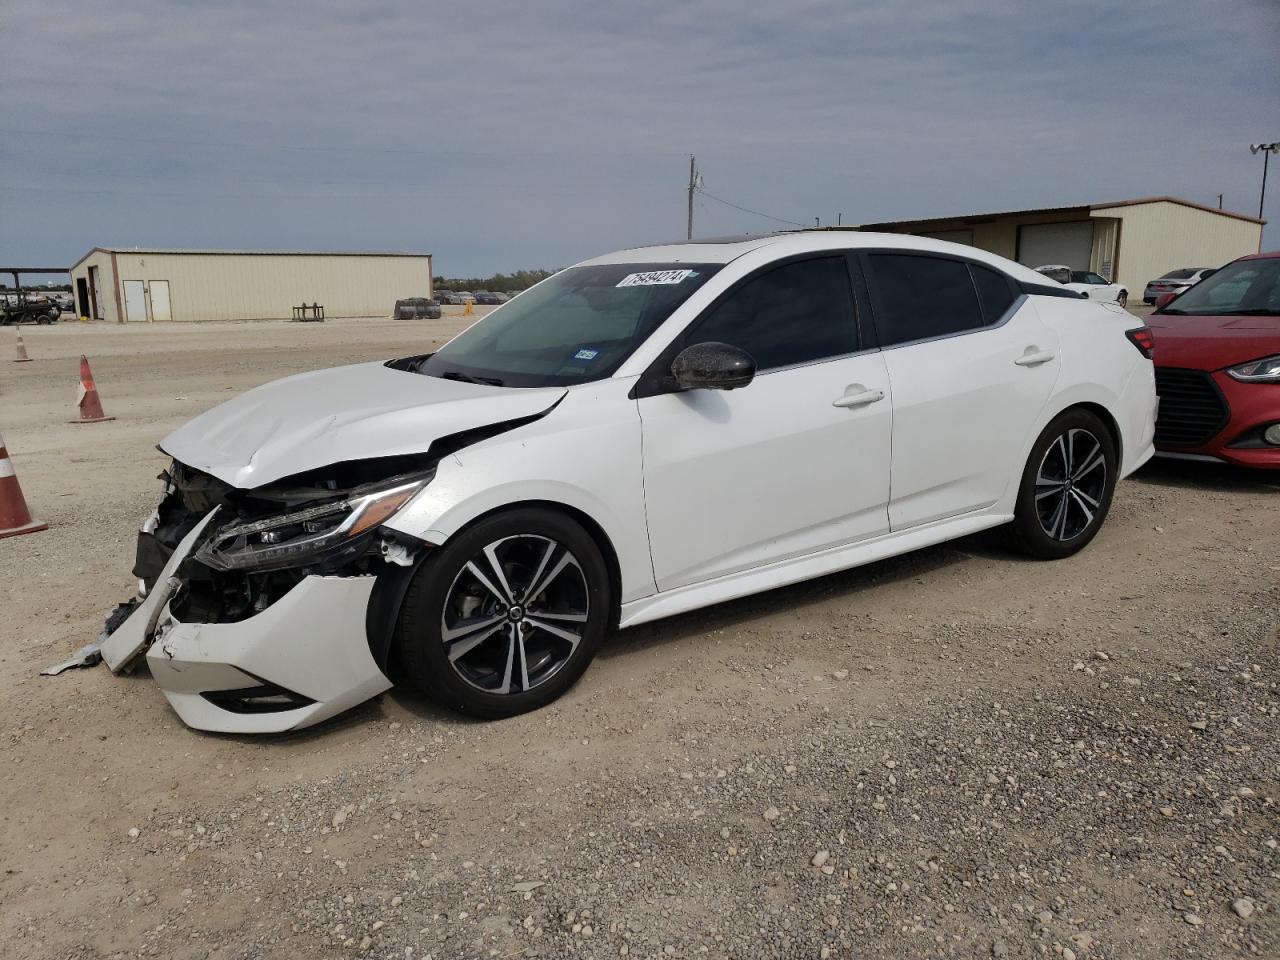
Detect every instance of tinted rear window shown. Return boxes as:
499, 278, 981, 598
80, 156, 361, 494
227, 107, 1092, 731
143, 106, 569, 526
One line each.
1161, 269, 1196, 280
867, 254, 986, 345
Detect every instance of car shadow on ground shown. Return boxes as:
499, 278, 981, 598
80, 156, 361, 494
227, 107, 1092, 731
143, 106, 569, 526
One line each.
1130, 457, 1280, 494
600, 532, 1008, 662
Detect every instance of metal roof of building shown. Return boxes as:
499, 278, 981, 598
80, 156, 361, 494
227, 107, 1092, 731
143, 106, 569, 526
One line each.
858, 195, 1264, 230
71, 247, 431, 270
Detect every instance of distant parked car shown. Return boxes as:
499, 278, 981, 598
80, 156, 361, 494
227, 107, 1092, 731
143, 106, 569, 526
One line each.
394, 297, 442, 320
1034, 265, 1128, 305
475, 291, 503, 305
1143, 267, 1216, 305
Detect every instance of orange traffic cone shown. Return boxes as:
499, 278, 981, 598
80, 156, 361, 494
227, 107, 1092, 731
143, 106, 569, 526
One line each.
69, 355, 115, 424
0, 431, 48, 539
14, 332, 32, 362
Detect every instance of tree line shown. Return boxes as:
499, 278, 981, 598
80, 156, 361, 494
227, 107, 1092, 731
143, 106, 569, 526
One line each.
433, 269, 556, 293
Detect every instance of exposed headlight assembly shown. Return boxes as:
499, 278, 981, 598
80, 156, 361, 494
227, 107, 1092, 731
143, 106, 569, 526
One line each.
195, 479, 425, 572
1227, 354, 1280, 383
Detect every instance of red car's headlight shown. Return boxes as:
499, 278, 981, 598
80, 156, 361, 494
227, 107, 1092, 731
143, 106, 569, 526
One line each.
1226, 354, 1280, 383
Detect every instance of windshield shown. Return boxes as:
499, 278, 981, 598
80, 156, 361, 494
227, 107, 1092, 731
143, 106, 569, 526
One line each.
1160, 258, 1280, 316
418, 263, 721, 386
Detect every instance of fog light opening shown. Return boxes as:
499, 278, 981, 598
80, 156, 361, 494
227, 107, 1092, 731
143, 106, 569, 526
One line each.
1264, 423, 1280, 446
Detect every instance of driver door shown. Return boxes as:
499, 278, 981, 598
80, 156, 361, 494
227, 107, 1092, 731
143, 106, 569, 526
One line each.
638, 255, 893, 591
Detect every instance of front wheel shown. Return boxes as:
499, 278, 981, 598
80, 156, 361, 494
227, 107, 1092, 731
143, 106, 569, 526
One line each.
395, 508, 611, 719
1005, 409, 1117, 559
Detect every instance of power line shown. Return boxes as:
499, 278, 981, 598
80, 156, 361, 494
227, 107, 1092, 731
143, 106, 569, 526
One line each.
694, 187, 809, 228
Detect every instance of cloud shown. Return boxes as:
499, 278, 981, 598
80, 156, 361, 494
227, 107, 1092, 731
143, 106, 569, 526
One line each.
2, 0, 1277, 272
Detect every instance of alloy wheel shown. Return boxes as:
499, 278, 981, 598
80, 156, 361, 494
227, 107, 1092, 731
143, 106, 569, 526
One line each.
440, 535, 589, 695
1034, 428, 1107, 542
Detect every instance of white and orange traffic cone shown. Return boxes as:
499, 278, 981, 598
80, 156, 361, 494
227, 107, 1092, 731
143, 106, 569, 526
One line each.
69, 355, 115, 424
14, 332, 32, 362
0, 431, 48, 539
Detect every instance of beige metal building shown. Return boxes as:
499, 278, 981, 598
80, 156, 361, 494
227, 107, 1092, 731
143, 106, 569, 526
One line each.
859, 196, 1264, 297
69, 249, 432, 323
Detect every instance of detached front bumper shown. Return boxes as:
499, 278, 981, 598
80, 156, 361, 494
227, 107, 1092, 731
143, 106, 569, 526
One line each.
101, 510, 393, 733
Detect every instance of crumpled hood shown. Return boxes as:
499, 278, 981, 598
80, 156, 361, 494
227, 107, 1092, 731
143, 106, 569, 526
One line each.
1147, 313, 1280, 371
161, 361, 566, 488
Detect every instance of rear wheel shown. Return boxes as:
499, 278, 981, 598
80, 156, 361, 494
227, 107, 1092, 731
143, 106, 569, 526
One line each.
1116, 291, 1128, 307
396, 508, 611, 719
1006, 409, 1117, 559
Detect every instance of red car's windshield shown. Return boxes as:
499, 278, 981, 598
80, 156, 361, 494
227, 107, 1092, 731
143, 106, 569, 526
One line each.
1161, 258, 1280, 316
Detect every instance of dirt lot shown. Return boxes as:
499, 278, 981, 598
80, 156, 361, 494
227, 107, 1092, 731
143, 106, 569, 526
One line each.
1, 316, 1276, 960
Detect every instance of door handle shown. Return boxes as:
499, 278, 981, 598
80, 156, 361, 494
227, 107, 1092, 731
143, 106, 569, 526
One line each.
832, 388, 885, 408
1015, 348, 1056, 367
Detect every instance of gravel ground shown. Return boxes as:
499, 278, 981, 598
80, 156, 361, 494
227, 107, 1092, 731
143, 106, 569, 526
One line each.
0, 315, 1276, 960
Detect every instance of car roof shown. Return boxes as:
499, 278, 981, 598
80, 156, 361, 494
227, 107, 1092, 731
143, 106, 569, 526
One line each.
1238, 250, 1280, 261
577, 230, 1051, 284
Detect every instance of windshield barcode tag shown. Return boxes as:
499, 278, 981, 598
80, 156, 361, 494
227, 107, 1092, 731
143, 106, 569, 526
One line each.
617, 270, 693, 287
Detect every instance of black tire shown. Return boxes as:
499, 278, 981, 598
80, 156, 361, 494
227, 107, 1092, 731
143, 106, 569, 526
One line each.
395, 507, 611, 719
1117, 291, 1128, 307
1005, 408, 1117, 560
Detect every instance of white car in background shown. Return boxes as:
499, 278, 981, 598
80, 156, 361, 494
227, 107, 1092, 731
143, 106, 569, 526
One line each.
1035, 265, 1129, 305
1142, 266, 1216, 304
98, 232, 1158, 734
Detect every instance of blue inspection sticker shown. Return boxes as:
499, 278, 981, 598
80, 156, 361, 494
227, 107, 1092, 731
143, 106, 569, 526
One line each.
574, 348, 599, 361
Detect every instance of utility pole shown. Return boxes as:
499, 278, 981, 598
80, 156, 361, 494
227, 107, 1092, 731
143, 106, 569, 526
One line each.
687, 155, 696, 240
1217, 193, 1223, 209
1249, 142, 1279, 220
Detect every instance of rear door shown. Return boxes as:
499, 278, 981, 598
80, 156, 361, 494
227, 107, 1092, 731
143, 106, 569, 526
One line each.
862, 252, 1061, 530
639, 254, 892, 590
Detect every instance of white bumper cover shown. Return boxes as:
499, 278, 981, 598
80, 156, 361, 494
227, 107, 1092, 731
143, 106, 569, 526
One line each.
102, 510, 392, 734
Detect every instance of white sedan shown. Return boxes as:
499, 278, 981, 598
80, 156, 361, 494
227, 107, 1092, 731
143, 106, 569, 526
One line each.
1035, 264, 1129, 305
98, 233, 1158, 733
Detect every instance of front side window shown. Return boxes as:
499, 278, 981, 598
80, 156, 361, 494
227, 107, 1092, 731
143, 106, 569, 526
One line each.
867, 254, 986, 345
1161, 258, 1280, 316
417, 263, 721, 386
682, 256, 858, 371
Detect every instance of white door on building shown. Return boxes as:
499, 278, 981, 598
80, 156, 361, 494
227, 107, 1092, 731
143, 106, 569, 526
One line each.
148, 280, 171, 322
1017, 221, 1094, 271
123, 280, 148, 322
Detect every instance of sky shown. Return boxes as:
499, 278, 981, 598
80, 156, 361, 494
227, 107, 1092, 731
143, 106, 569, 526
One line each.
2, 0, 1278, 276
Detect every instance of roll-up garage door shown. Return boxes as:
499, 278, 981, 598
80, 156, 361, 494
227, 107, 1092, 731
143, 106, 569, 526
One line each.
1017, 221, 1094, 271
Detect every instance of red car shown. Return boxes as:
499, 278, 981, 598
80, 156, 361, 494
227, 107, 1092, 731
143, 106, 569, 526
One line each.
1146, 251, 1280, 469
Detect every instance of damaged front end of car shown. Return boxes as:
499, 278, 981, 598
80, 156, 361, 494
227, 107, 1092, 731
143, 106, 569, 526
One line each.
99, 455, 436, 733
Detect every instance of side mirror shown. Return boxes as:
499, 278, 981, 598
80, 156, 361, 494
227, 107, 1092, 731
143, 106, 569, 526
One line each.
1155, 291, 1177, 310
670, 341, 756, 391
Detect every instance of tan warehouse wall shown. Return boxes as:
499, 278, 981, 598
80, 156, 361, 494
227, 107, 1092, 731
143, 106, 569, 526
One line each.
71, 252, 432, 322
1094, 202, 1262, 296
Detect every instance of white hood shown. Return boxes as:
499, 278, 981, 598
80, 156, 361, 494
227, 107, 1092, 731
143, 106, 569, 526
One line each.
161, 361, 566, 488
